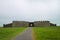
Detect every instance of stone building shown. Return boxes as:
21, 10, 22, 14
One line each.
3, 21, 56, 27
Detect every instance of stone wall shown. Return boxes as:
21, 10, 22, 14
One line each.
3, 21, 56, 27
34, 21, 50, 27
12, 21, 29, 27
3, 23, 12, 27
50, 23, 56, 26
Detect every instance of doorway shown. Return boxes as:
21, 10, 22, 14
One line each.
29, 22, 34, 27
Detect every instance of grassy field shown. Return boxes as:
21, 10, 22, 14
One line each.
33, 27, 60, 40
0, 27, 26, 40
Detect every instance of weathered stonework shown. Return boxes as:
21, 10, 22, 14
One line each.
12, 21, 29, 27
34, 21, 51, 27
3, 21, 56, 27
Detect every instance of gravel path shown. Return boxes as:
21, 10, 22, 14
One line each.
12, 27, 32, 40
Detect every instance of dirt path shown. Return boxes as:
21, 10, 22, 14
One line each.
12, 27, 32, 40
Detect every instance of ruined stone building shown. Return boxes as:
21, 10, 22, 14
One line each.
3, 21, 56, 27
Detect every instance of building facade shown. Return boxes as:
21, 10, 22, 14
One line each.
3, 21, 56, 27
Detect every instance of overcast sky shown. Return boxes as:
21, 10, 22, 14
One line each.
0, 0, 60, 26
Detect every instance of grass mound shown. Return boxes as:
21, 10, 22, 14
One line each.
33, 27, 60, 40
0, 27, 25, 40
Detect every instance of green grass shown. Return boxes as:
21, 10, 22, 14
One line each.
0, 27, 26, 40
33, 27, 60, 40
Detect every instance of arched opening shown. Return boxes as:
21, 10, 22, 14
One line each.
29, 23, 34, 27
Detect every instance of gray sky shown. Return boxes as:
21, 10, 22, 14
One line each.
0, 0, 60, 26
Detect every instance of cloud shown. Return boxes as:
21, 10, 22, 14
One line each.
0, 0, 60, 26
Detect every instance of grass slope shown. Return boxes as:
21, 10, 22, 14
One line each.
0, 27, 25, 40
33, 27, 60, 40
